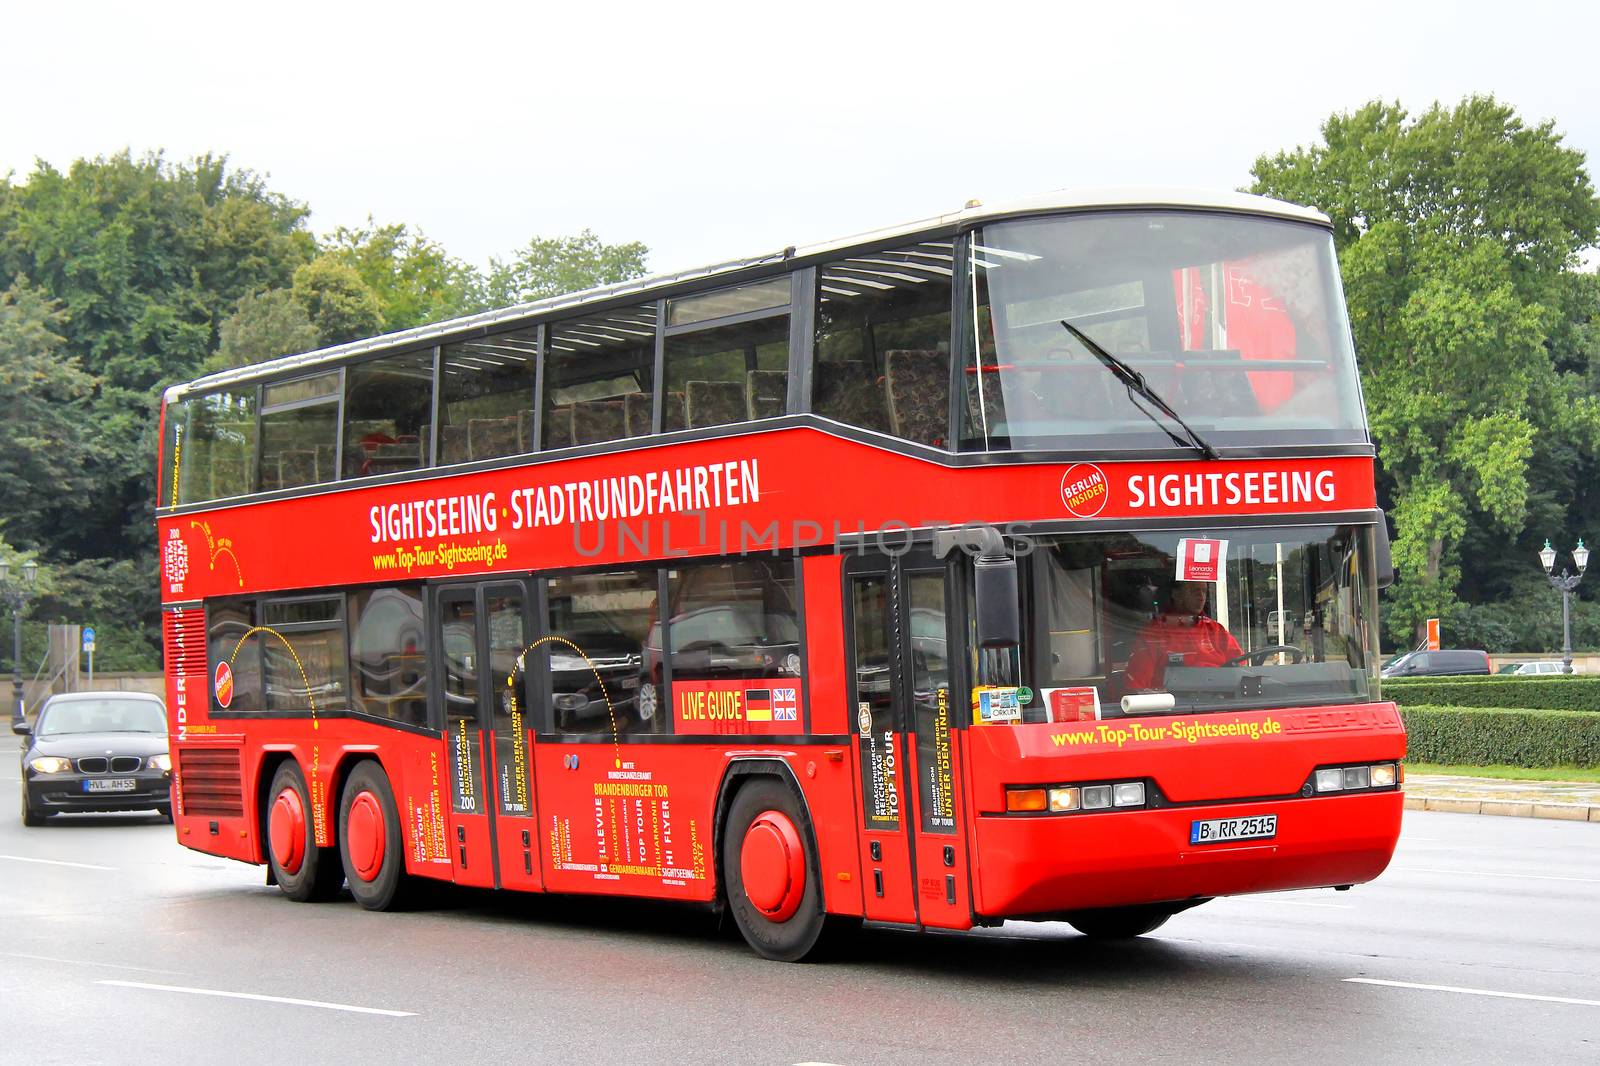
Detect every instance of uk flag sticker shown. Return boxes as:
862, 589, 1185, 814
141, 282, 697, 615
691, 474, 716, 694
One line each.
773, 687, 798, 721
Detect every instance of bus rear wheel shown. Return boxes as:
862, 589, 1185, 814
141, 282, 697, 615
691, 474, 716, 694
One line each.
265, 761, 342, 902
722, 777, 826, 962
338, 761, 409, 911
1065, 904, 1173, 939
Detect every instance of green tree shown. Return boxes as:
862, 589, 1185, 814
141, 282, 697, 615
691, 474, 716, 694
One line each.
206, 288, 322, 373
1251, 97, 1600, 646
0, 280, 100, 551
483, 229, 649, 305
0, 151, 316, 566
292, 255, 386, 345
325, 218, 484, 330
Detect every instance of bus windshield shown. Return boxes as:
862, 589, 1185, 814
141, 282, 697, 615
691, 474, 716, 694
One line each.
963, 212, 1367, 451
1020, 524, 1376, 717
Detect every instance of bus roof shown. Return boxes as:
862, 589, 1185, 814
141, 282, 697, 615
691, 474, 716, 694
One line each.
167, 187, 1329, 404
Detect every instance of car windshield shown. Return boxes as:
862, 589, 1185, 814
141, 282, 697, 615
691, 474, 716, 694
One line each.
1016, 524, 1376, 716
962, 211, 1368, 451
39, 699, 166, 736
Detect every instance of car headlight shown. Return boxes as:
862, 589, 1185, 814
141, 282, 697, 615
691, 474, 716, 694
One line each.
29, 756, 72, 774
148, 753, 172, 772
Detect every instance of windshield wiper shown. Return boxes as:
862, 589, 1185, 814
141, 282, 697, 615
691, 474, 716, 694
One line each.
1060, 319, 1219, 459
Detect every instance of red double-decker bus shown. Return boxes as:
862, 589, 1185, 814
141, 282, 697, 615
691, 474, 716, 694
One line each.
157, 189, 1404, 960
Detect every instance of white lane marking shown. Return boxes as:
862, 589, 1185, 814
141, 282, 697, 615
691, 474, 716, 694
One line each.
97, 980, 417, 1017
2, 952, 183, 975
1396, 865, 1600, 885
0, 854, 117, 871
1345, 978, 1600, 1007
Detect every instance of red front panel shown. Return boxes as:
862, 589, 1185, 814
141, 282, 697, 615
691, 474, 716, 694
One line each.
963, 703, 1406, 917
158, 428, 1375, 604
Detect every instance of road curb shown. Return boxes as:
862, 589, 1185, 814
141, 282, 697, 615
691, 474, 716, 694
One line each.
1403, 794, 1600, 822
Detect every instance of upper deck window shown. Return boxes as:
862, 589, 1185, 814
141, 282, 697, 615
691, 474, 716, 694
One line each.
544, 304, 657, 448
813, 241, 953, 444
961, 212, 1367, 452
664, 278, 792, 431
260, 372, 340, 491
343, 350, 435, 479
167, 387, 258, 505
439, 328, 537, 464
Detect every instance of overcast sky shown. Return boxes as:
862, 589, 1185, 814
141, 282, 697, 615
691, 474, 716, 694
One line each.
5, 1, 1599, 276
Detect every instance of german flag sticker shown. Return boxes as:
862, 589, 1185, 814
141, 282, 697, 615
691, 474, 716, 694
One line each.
744, 689, 772, 722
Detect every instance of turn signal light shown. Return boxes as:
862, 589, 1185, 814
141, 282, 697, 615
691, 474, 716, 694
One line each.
1006, 788, 1047, 812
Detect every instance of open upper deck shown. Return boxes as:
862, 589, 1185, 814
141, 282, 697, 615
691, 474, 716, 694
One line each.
159, 188, 1365, 514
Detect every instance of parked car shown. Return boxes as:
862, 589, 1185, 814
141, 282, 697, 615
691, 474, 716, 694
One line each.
1495, 660, 1570, 675
1380, 649, 1492, 679
16, 692, 171, 825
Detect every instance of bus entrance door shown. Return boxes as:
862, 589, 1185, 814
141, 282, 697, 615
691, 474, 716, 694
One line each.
433, 585, 498, 889
480, 581, 543, 892
846, 556, 971, 928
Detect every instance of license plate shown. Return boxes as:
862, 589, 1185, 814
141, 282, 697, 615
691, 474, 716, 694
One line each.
84, 778, 137, 793
1190, 814, 1277, 845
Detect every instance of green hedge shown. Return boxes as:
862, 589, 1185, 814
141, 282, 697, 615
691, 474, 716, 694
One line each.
1384, 676, 1600, 711
1400, 706, 1600, 768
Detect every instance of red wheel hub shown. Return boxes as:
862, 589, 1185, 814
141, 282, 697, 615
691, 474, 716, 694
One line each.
345, 790, 386, 882
268, 787, 306, 874
739, 810, 805, 922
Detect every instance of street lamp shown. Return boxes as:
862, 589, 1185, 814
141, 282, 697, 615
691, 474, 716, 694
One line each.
1, 558, 39, 733
1538, 538, 1589, 674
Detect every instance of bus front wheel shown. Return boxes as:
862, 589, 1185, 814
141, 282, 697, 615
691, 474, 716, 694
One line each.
722, 777, 826, 962
265, 761, 342, 902
1065, 904, 1174, 939
338, 761, 409, 911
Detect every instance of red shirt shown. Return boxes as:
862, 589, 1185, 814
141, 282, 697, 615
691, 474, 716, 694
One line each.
1124, 614, 1242, 689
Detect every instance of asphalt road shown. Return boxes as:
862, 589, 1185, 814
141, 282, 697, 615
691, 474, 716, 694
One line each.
2, 785, 1596, 1066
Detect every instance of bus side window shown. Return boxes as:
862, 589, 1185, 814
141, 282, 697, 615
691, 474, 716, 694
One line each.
439, 329, 537, 464
814, 241, 953, 445
543, 568, 663, 737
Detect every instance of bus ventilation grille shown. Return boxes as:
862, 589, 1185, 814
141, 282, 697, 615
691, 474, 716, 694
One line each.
178, 747, 244, 817
163, 607, 207, 676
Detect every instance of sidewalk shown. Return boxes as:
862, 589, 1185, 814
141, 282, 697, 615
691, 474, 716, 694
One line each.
1405, 774, 1600, 822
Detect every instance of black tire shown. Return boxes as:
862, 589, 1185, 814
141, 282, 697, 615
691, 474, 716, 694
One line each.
721, 776, 827, 962
265, 761, 343, 902
155, 805, 173, 823
21, 783, 49, 827
1066, 904, 1173, 939
337, 760, 410, 911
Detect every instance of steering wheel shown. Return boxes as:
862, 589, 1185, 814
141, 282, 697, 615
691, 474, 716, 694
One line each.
1221, 645, 1304, 667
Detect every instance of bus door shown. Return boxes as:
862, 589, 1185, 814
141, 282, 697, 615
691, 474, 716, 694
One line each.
845, 554, 971, 928
433, 584, 498, 888
481, 581, 543, 892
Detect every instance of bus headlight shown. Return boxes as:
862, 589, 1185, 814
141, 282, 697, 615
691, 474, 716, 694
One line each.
1312, 763, 1399, 793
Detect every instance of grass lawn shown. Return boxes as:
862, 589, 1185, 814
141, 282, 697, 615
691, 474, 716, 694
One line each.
1405, 761, 1600, 783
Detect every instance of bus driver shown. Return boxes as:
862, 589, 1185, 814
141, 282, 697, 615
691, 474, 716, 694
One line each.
1124, 581, 1242, 690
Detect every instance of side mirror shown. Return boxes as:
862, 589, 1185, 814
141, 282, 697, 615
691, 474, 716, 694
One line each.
1372, 510, 1394, 590
12, 720, 30, 736
975, 553, 1020, 649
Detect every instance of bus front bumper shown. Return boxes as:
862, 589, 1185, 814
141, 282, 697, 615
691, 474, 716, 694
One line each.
970, 791, 1403, 919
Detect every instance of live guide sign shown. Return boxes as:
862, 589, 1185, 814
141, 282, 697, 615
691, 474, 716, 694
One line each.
159, 427, 1375, 601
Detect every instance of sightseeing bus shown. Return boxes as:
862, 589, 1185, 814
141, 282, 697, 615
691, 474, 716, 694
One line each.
156, 188, 1405, 960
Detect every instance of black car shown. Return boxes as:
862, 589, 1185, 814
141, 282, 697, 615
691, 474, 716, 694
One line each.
16, 692, 172, 825
1379, 648, 1492, 678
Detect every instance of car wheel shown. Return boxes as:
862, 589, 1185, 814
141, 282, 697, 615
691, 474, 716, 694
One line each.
1065, 904, 1174, 939
21, 783, 50, 827
265, 761, 342, 902
637, 680, 657, 722
155, 805, 173, 823
337, 760, 410, 911
722, 777, 827, 962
